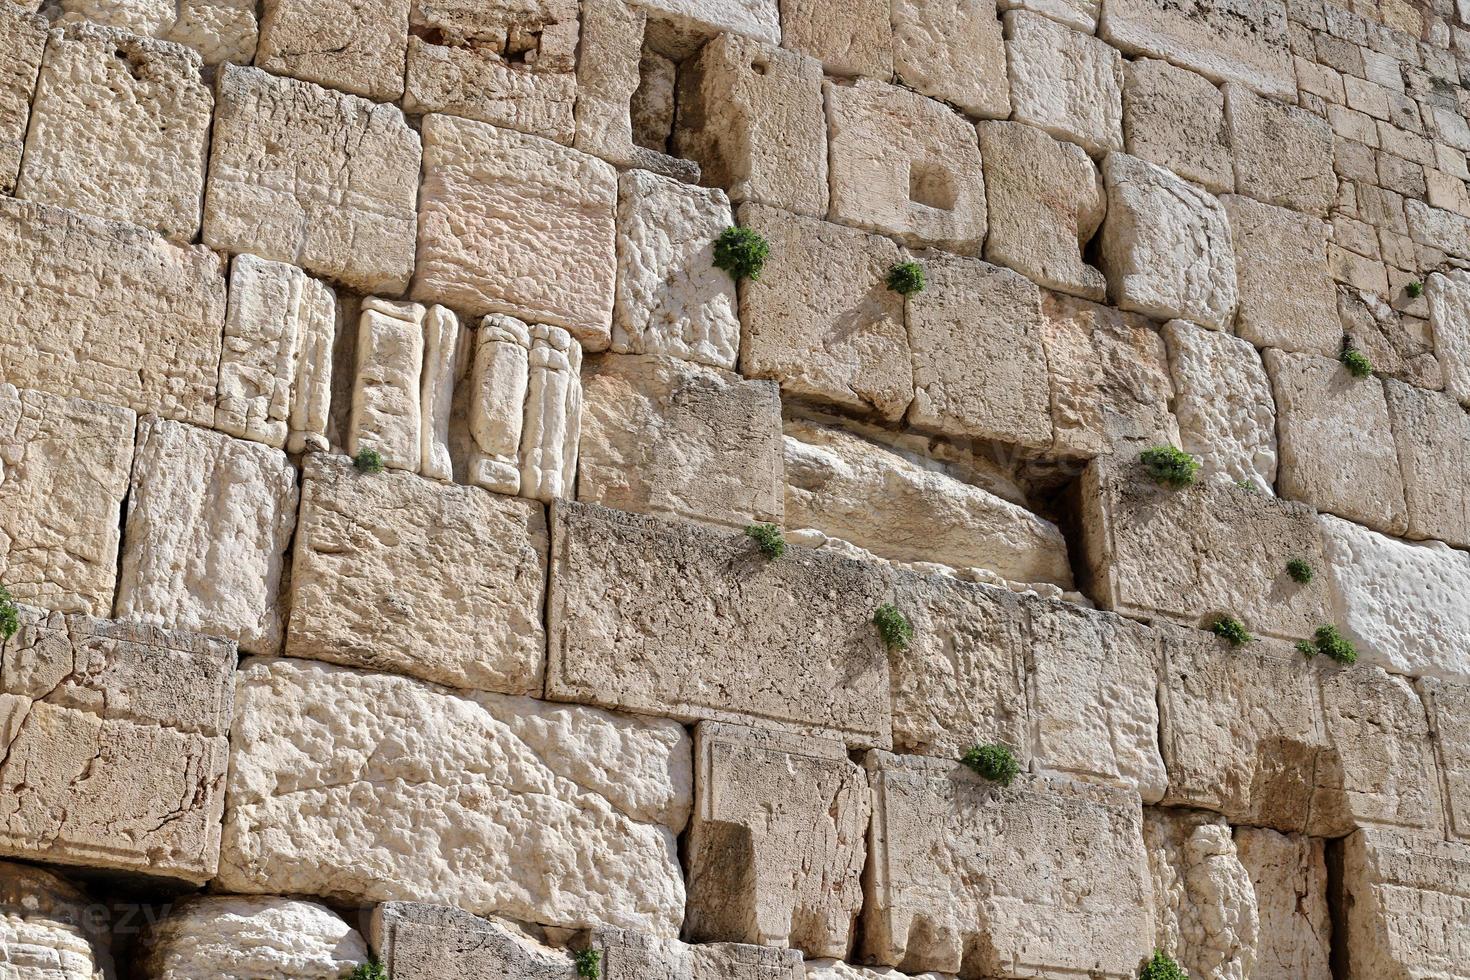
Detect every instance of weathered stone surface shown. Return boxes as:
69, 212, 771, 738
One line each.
1122, 58, 1233, 193
219, 657, 691, 936
204, 65, 421, 294
347, 298, 424, 473
1385, 381, 1470, 547
862, 758, 1152, 978
287, 454, 548, 695
116, 418, 297, 655
890, 0, 1009, 118
1144, 808, 1259, 980
1099, 153, 1238, 329
1406, 199, 1470, 261
1005, 12, 1124, 156
1225, 83, 1335, 216
1224, 195, 1340, 357
979, 121, 1105, 300
1336, 289, 1442, 395
1235, 829, 1331, 980
630, 0, 779, 43
0, 385, 134, 617
0, 607, 235, 882
58, 0, 258, 64
825, 79, 987, 253
0, 197, 225, 425
519, 323, 584, 503
372, 904, 575, 980
545, 501, 893, 748
0, 9, 44, 196
804, 963, 942, 980
589, 927, 804, 980
414, 113, 617, 349
779, 0, 891, 77
1265, 350, 1408, 535
139, 897, 370, 980
466, 314, 530, 495
1427, 270, 1470, 406
1100, 0, 1294, 100
0, 862, 112, 980
1421, 677, 1470, 842
419, 305, 464, 481
257, 0, 409, 100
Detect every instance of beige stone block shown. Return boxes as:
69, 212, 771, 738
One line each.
1235, 829, 1331, 980
58, 0, 258, 64
1384, 380, 1470, 547
0, 9, 45, 196
1225, 84, 1336, 216
0, 607, 235, 883
630, 0, 779, 43
419, 304, 465, 482
256, 0, 410, 101
779, 0, 891, 77
347, 298, 425, 474
998, 0, 1098, 30
1144, 808, 1259, 980
1337, 287, 1442, 393
139, 897, 370, 980
0, 862, 113, 979
545, 501, 893, 748
1407, 198, 1470, 261
203, 65, 421, 294
1420, 677, 1470, 842
1005, 12, 1124, 156
1100, 0, 1294, 100
466, 315, 531, 495
1428, 269, 1470, 405
890, 0, 1009, 118
1224, 194, 1341, 357
1122, 58, 1234, 193
518, 323, 583, 503
825, 79, 987, 252
414, 113, 617, 349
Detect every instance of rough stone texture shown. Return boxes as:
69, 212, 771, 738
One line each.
1079, 454, 1330, 640
1421, 677, 1470, 842
518, 323, 584, 503
1144, 808, 1259, 980
1405, 199, 1470, 261
1163, 318, 1279, 492
0, 197, 225, 426
979, 121, 1105, 300
1264, 349, 1409, 535
825, 79, 988, 253
116, 418, 298, 656
545, 501, 893, 748
203, 65, 421, 294
1235, 829, 1331, 980
1337, 289, 1442, 395
0, 607, 235, 882
805, 963, 944, 980
779, 0, 891, 77
685, 722, 869, 958
612, 169, 740, 369
890, 0, 1009, 118
139, 897, 370, 980
1122, 58, 1233, 193
1224, 195, 1340, 357
466, 314, 530, 495
736, 204, 911, 421
630, 0, 779, 43
0, 861, 113, 980
0, 385, 134, 617
579, 355, 782, 529
57, 0, 259, 64
0, 8, 44, 196
862, 758, 1152, 978
419, 304, 464, 481
287, 454, 548, 695
347, 298, 425, 474
414, 113, 617, 350
588, 928, 803, 980
1385, 380, 1470, 547
1099, 153, 1238, 329
256, 0, 410, 101
1100, 0, 1295, 100
1225, 83, 1336, 216
371, 904, 576, 980
1005, 12, 1124, 157
1427, 270, 1470, 407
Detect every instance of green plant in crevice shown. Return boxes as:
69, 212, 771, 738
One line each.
712, 226, 770, 281
1296, 639, 1318, 658
1405, 280, 1424, 299
574, 948, 602, 980
1310, 624, 1358, 664
873, 603, 914, 651
1235, 479, 1258, 494
1286, 558, 1315, 584
961, 743, 1021, 786
1209, 616, 1254, 647
1340, 336, 1373, 378
342, 959, 388, 980
886, 261, 927, 296
1138, 950, 1189, 980
0, 585, 17, 642
745, 523, 786, 559
353, 447, 385, 474
1139, 446, 1200, 489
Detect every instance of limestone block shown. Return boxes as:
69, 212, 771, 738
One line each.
219, 657, 692, 936
1224, 84, 1335, 216
1163, 318, 1278, 492
1040, 293, 1178, 459
139, 897, 370, 980
783, 419, 1073, 587
1385, 381, 1470, 547
1406, 199, 1470, 261
203, 65, 421, 294
805, 963, 946, 980
1144, 808, 1259, 980
908, 252, 1052, 448
467, 315, 531, 495
1223, 195, 1340, 357
58, 0, 258, 64
1264, 349, 1408, 535
287, 455, 548, 695
1235, 829, 1331, 980
0, 607, 235, 882
612, 169, 740, 369
545, 501, 893, 748
862, 757, 1153, 978
0, 862, 112, 980
675, 34, 828, 217
404, 0, 579, 144
288, 292, 335, 456
0, 10, 46, 195
419, 304, 465, 481
116, 418, 297, 655
0, 386, 135, 617
1005, 12, 1124, 157
1100, 152, 1238, 329
779, 0, 891, 77
825, 79, 987, 253
587, 927, 803, 980
371, 904, 575, 979
1427, 270, 1470, 405
736, 204, 911, 420
257, 0, 409, 101
0, 197, 225, 425
629, 0, 778, 43
1100, 0, 1294, 100
414, 113, 617, 349
890, 0, 1009, 118
1122, 58, 1233, 193
686, 722, 869, 958
347, 299, 424, 474
1337, 289, 1442, 394
519, 324, 583, 502
579, 354, 782, 528
1420, 677, 1470, 841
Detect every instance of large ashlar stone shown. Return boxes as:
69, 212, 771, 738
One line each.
1099, 153, 1238, 329
783, 419, 1073, 587
890, 0, 1009, 118
1005, 13, 1124, 156
139, 897, 370, 980
685, 722, 869, 958
1427, 270, 1470, 406
1100, 0, 1294, 100
1224, 195, 1340, 357
862, 758, 1153, 978
219, 657, 692, 936
1336, 290, 1441, 395
979, 121, 1105, 300
908, 252, 1052, 448
56, 0, 258, 65
545, 501, 893, 748
1405, 199, 1470, 262
0, 9, 44, 195
630, 0, 779, 43
676, 34, 828, 218
1079, 454, 1330, 640
414, 113, 617, 349
805, 963, 945, 980
0, 862, 113, 979
1385, 381, 1470, 547
1122, 58, 1233, 194
287, 455, 548, 695
204, 65, 421, 294
0, 385, 134, 617
1235, 829, 1331, 980
1264, 350, 1408, 535
256, 0, 410, 101
116, 418, 298, 656
1421, 677, 1470, 841
1144, 808, 1259, 980
825, 79, 987, 253
1224, 84, 1335, 217
736, 204, 911, 421
348, 298, 425, 474
0, 197, 225, 425
0, 607, 235, 882
613, 169, 740, 369
779, 0, 891, 77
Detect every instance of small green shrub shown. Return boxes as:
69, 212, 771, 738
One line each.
873, 603, 914, 651
1313, 624, 1358, 665
1406, 280, 1424, 298
1297, 639, 1317, 658
713, 226, 770, 281
1138, 950, 1189, 980
353, 447, 385, 474
575, 949, 602, 980
961, 743, 1021, 786
1235, 480, 1258, 494
1340, 338, 1373, 378
886, 261, 927, 296
0, 585, 17, 642
1286, 558, 1314, 584
343, 959, 388, 980
745, 523, 786, 559
1209, 616, 1254, 647
1139, 446, 1200, 489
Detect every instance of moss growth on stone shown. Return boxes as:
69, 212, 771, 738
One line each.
961, 743, 1020, 786
713, 226, 770, 281
575, 948, 602, 980
1138, 950, 1188, 980
745, 523, 787, 559
1209, 616, 1253, 647
886, 261, 927, 296
1312, 624, 1358, 664
0, 585, 17, 642
1340, 337, 1373, 378
1286, 558, 1314, 584
1405, 280, 1423, 298
353, 447, 385, 474
343, 959, 388, 980
873, 603, 914, 651
1139, 446, 1200, 489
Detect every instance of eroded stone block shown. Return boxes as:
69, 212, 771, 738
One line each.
257, 0, 410, 101
1224, 194, 1340, 357
467, 315, 531, 495
1100, 0, 1294, 100
1420, 677, 1470, 842
519, 324, 583, 503
348, 298, 425, 474
1406, 199, 1470, 261
1385, 380, 1470, 547
419, 304, 465, 481
1235, 829, 1331, 980
1005, 12, 1124, 157
1427, 270, 1470, 406
890, 0, 1009, 118
372, 904, 575, 979
139, 897, 370, 980
1337, 288, 1442, 394
1225, 83, 1335, 216
630, 0, 779, 43
58, 0, 258, 64
1122, 58, 1233, 193
1144, 808, 1259, 980
779, 0, 891, 77
0, 11, 47, 196
0, 862, 113, 979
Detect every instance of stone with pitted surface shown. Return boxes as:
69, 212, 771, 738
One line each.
0, 862, 113, 979
1006, 12, 1124, 157
138, 897, 370, 980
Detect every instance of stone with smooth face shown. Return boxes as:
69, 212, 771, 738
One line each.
1144, 808, 1259, 980
419, 304, 464, 481
138, 897, 370, 980
545, 501, 893, 748
1005, 12, 1124, 157
204, 65, 421, 294
519, 324, 583, 503
1420, 677, 1470, 842
256, 0, 410, 101
1100, 0, 1294, 100
1225, 84, 1335, 216
890, 0, 1009, 118
0, 9, 44, 196
1224, 195, 1340, 357
347, 298, 424, 473
287, 455, 548, 695
57, 0, 259, 64
467, 315, 531, 495
0, 607, 235, 882
1235, 829, 1331, 980
0, 861, 113, 979
779, 0, 891, 77
1427, 270, 1470, 406
1406, 199, 1470, 261
1384, 380, 1470, 547
219, 657, 692, 937
1122, 58, 1233, 193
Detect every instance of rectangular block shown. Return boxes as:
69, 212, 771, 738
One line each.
518, 323, 584, 503
1225, 83, 1336, 216
1385, 380, 1470, 548
1236, 829, 1332, 980
1420, 677, 1470, 842
256, 0, 411, 101
1122, 58, 1233, 193
1005, 11, 1124, 157
630, 0, 779, 44
348, 298, 426, 473
57, 0, 259, 65
0, 10, 48, 195
1100, 0, 1295, 100
779, 0, 891, 77
1224, 194, 1340, 357
1428, 269, 1470, 406
890, 0, 1009, 118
